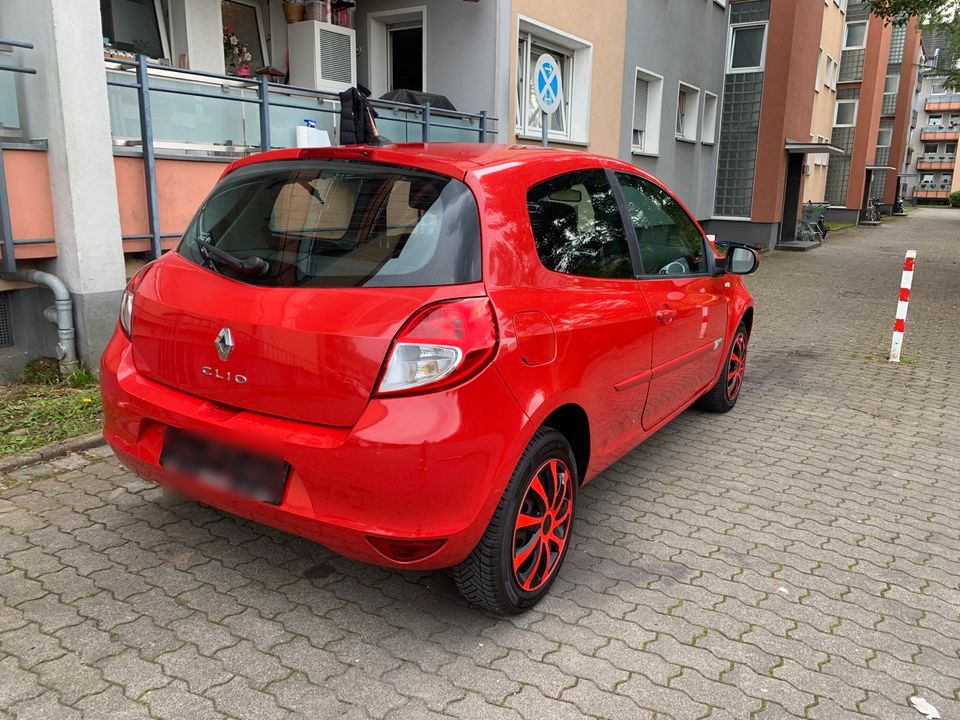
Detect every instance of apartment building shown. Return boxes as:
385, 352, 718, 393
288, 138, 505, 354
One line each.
822, 6, 921, 219
909, 30, 960, 204
708, 0, 848, 249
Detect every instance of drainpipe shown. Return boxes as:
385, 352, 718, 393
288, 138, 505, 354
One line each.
0, 269, 79, 375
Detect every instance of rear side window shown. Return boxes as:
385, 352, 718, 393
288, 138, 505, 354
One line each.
526, 169, 634, 280
615, 172, 707, 275
179, 160, 481, 288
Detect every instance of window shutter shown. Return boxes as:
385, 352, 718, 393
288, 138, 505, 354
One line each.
633, 78, 650, 147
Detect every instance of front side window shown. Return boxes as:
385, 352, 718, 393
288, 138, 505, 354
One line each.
615, 172, 707, 276
526, 170, 633, 280
729, 24, 767, 72
844, 22, 867, 49
179, 160, 481, 288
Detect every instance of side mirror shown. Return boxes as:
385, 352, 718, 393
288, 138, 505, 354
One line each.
724, 245, 760, 275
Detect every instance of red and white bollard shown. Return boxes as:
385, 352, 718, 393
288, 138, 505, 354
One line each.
889, 250, 916, 363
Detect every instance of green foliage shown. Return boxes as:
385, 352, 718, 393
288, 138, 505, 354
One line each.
0, 384, 102, 458
18, 357, 61, 385
864, 0, 957, 24
949, 190, 960, 206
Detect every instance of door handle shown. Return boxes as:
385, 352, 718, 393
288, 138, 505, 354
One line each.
656, 307, 677, 324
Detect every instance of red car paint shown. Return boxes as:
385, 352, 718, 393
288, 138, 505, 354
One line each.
101, 143, 754, 570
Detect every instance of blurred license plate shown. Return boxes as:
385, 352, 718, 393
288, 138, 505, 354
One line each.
160, 428, 289, 505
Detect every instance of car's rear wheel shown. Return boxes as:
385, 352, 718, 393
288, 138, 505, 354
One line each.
452, 428, 577, 614
698, 321, 748, 412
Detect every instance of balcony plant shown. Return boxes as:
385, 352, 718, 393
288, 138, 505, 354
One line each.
283, 0, 306, 24
223, 25, 253, 77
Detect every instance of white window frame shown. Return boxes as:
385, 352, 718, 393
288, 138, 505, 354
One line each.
514, 16, 593, 144
702, 91, 719, 145
816, 48, 824, 91
631, 66, 663, 157
834, 99, 858, 127
676, 81, 700, 143
877, 125, 893, 147
727, 22, 768, 74
844, 21, 868, 50
929, 114, 943, 126
825, 55, 839, 90
367, 7, 428, 98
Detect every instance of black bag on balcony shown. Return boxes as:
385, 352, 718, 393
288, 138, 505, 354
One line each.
339, 88, 389, 145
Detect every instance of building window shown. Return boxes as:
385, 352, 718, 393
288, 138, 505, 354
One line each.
816, 48, 824, 90
702, 92, 718, 145
728, 23, 767, 73
877, 126, 893, 147
631, 67, 663, 155
835, 99, 858, 126
923, 142, 939, 154
932, 81, 947, 95
515, 19, 592, 143
884, 74, 899, 93
844, 22, 867, 50
825, 55, 839, 89
929, 114, 943, 127
676, 82, 700, 142
947, 142, 957, 154
920, 173, 934, 184
100, 0, 168, 59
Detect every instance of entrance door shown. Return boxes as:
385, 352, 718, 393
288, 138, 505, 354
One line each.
388, 25, 423, 91
780, 153, 804, 242
614, 172, 729, 430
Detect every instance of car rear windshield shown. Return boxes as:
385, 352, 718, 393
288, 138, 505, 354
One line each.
178, 160, 481, 288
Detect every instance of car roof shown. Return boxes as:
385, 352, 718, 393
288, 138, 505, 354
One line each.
222, 143, 649, 182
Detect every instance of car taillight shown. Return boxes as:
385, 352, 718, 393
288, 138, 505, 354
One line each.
119, 264, 153, 339
376, 298, 498, 396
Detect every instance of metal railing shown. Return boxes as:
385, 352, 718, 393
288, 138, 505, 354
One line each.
925, 93, 960, 106
104, 57, 498, 259
0, 39, 37, 273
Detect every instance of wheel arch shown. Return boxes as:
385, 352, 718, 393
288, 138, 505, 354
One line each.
540, 403, 590, 485
741, 306, 754, 337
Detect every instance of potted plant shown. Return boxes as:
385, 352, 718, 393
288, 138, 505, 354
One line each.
223, 25, 253, 77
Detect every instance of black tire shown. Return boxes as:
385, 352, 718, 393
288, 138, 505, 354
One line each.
452, 427, 578, 615
698, 322, 748, 413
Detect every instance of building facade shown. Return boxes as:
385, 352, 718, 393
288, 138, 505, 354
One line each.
909, 30, 960, 204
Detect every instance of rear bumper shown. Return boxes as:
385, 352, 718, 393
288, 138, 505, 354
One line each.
100, 331, 529, 569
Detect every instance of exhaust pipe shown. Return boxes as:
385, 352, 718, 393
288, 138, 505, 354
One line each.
1, 269, 79, 375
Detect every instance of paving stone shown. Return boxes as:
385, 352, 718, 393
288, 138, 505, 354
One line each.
7, 690, 81, 720
205, 676, 291, 720
33, 653, 109, 705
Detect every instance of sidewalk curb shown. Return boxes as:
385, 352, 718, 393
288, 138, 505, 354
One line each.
0, 432, 106, 474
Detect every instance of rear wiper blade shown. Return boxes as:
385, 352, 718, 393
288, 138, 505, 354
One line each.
196, 238, 270, 277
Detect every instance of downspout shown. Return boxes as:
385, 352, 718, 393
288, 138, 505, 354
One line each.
0, 269, 79, 375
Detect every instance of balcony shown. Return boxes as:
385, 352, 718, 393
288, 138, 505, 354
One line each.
914, 181, 953, 199
919, 125, 960, 141
925, 94, 960, 112
916, 154, 957, 170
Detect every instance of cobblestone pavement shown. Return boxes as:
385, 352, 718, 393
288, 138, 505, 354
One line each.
2, 208, 959, 719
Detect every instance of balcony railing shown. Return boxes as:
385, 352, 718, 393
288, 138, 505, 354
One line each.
919, 125, 960, 140
925, 93, 960, 110
916, 153, 956, 170
105, 59, 497, 156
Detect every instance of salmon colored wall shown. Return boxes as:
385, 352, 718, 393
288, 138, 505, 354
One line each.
114, 157, 226, 238
5, 150, 56, 242
845, 17, 892, 209
752, 0, 824, 222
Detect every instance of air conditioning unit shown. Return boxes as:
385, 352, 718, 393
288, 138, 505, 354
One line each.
288, 21, 357, 94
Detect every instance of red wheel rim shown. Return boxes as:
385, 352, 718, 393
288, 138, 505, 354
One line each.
512, 458, 573, 593
726, 332, 746, 401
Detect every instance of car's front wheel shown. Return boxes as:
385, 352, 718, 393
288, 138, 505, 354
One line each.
452, 428, 577, 614
698, 321, 748, 412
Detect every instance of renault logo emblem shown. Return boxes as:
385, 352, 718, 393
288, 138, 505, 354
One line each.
215, 327, 235, 361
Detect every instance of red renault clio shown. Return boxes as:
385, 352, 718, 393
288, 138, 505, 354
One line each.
101, 143, 758, 614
